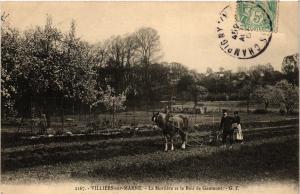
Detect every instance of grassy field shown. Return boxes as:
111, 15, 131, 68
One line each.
1, 112, 299, 184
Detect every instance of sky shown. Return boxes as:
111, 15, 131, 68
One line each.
1, 1, 298, 73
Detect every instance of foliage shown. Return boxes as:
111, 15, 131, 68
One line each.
275, 80, 299, 114
1, 13, 299, 119
101, 85, 126, 113
1, 25, 20, 115
252, 85, 276, 111
100, 85, 126, 127
1, 16, 103, 122
177, 74, 208, 106
282, 54, 299, 86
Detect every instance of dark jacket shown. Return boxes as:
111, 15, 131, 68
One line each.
232, 116, 240, 124
219, 116, 233, 131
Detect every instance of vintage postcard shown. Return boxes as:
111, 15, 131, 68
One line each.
1, 1, 299, 194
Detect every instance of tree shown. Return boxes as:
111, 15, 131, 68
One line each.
177, 74, 208, 106
62, 20, 95, 100
92, 33, 139, 101
101, 85, 126, 127
252, 85, 276, 111
60, 20, 105, 124
1, 16, 103, 127
1, 22, 21, 116
12, 16, 65, 122
135, 27, 161, 65
282, 53, 299, 86
275, 80, 299, 114
134, 27, 161, 105
168, 62, 189, 79
249, 63, 276, 86
190, 85, 208, 106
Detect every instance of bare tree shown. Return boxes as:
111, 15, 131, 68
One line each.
134, 27, 161, 106
135, 27, 161, 65
123, 34, 139, 67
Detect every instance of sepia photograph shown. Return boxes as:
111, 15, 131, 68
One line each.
0, 1, 299, 194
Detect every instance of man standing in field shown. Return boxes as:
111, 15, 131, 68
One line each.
219, 109, 233, 148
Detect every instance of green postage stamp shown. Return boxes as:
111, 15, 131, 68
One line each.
236, 1, 278, 32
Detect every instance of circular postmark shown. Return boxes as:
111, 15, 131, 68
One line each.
216, 3, 272, 59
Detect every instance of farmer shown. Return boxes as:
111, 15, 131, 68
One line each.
232, 111, 243, 143
219, 109, 233, 148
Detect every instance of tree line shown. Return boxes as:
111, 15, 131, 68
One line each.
1, 16, 299, 122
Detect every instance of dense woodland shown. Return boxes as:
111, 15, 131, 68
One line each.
1, 16, 299, 119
